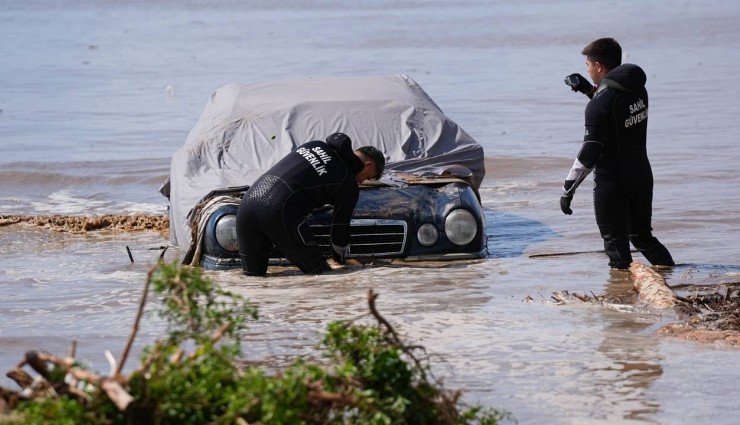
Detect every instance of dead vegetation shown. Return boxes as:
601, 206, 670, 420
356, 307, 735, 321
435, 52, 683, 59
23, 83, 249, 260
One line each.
539, 261, 740, 346
0, 214, 169, 233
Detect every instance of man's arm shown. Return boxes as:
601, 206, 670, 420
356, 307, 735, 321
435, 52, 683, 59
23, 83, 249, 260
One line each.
329, 183, 359, 264
560, 139, 602, 215
560, 93, 610, 215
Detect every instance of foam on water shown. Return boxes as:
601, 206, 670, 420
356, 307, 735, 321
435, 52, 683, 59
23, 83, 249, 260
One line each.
29, 189, 109, 214
27, 192, 166, 215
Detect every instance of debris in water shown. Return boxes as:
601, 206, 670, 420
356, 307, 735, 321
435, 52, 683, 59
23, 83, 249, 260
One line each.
0, 214, 169, 234
630, 262, 679, 309
537, 261, 740, 346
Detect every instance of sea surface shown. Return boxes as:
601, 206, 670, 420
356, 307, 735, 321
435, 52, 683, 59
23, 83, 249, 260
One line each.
2, 1, 740, 424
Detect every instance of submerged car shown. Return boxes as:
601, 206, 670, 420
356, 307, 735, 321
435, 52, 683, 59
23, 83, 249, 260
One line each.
160, 75, 487, 270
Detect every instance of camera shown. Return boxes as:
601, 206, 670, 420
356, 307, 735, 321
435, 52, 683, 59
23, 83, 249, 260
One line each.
564, 75, 580, 87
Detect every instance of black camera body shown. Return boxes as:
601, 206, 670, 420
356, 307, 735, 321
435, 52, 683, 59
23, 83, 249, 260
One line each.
564, 75, 581, 88
564, 73, 595, 96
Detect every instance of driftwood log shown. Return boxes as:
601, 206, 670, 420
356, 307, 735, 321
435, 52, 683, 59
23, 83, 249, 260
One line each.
629, 262, 679, 309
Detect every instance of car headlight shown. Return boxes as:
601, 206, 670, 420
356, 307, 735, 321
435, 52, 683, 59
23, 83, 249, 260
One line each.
445, 209, 477, 245
214, 214, 239, 252
417, 223, 439, 247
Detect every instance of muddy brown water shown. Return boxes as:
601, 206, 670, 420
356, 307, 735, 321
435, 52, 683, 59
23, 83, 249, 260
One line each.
2, 1, 740, 424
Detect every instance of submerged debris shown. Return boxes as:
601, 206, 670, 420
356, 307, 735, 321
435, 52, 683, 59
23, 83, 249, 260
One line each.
538, 262, 740, 346
546, 290, 643, 314
0, 214, 169, 233
549, 290, 605, 305
657, 323, 740, 345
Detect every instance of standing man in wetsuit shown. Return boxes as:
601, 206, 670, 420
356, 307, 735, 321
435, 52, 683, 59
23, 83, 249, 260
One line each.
236, 132, 385, 276
560, 38, 675, 269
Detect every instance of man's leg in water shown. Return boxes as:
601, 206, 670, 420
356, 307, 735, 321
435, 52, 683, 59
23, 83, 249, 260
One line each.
278, 219, 332, 274
236, 192, 271, 276
629, 187, 675, 266
239, 235, 271, 276
595, 184, 632, 269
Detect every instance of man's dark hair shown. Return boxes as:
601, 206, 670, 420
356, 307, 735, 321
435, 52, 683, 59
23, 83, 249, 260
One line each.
357, 146, 385, 179
581, 38, 622, 71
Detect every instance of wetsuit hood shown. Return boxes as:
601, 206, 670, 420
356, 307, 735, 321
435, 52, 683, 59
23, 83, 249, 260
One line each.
326, 132, 364, 175
598, 63, 646, 93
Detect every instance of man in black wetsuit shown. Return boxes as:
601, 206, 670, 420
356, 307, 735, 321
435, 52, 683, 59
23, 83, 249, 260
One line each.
560, 37, 675, 269
236, 132, 385, 276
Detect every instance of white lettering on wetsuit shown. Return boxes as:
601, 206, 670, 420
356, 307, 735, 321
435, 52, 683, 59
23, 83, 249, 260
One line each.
625, 98, 647, 128
296, 146, 332, 176
311, 146, 333, 164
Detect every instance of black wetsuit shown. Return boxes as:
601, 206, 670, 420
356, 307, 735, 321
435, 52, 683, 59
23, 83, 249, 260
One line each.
563, 63, 674, 268
236, 134, 363, 276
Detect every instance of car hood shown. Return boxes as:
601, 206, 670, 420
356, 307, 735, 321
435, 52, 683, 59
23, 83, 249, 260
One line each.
163, 75, 485, 253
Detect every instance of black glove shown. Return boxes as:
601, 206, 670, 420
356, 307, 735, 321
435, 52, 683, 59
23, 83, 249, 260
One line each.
564, 73, 595, 96
560, 194, 573, 215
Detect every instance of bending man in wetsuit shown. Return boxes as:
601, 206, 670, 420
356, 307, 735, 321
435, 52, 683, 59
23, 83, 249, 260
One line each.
560, 37, 675, 269
236, 132, 385, 276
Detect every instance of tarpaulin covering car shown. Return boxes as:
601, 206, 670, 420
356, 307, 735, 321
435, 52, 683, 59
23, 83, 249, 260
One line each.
160, 74, 487, 269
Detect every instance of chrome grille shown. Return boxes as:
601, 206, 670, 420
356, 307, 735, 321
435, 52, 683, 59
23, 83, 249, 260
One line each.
310, 219, 407, 257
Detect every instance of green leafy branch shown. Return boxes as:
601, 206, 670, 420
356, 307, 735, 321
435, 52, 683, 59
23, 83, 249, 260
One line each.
1, 260, 511, 425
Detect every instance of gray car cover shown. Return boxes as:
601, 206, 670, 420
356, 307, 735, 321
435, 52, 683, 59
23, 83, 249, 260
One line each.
162, 74, 485, 255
